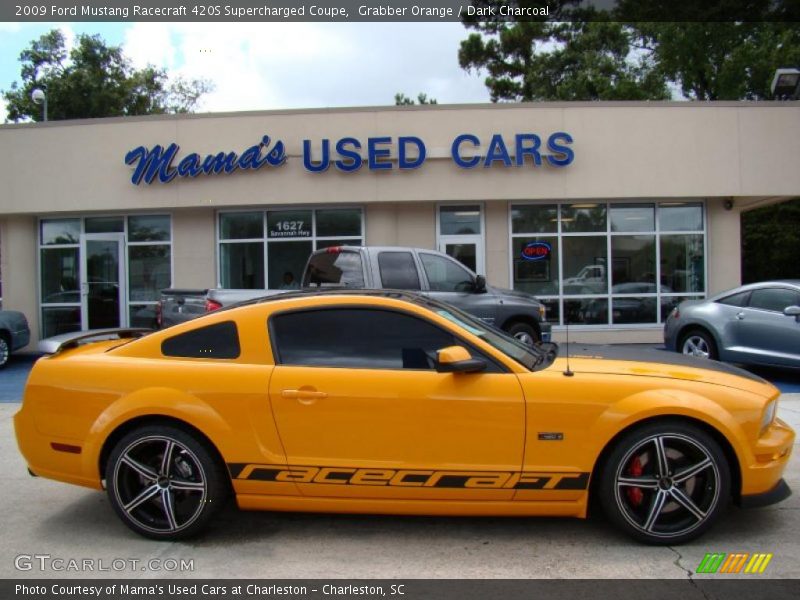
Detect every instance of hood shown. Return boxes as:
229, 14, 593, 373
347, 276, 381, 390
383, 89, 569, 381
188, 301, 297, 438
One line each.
557, 343, 776, 398
489, 286, 541, 305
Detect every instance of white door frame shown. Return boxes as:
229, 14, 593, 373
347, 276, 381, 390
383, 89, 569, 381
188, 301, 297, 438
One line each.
80, 232, 127, 330
436, 203, 486, 275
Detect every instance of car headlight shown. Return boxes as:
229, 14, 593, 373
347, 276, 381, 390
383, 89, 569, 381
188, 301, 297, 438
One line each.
760, 397, 779, 437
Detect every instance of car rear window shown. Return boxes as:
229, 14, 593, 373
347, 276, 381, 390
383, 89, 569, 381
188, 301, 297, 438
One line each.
302, 250, 365, 287
716, 291, 750, 307
161, 321, 240, 359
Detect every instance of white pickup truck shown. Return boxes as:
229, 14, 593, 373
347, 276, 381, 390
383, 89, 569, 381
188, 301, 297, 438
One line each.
159, 246, 551, 344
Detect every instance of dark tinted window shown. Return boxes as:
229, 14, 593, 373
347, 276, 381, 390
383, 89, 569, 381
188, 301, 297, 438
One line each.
748, 288, 800, 313
716, 291, 750, 307
272, 308, 457, 370
303, 250, 364, 287
378, 252, 421, 290
162, 321, 240, 359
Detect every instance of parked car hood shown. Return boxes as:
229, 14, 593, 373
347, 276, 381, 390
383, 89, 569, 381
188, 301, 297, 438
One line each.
554, 343, 775, 398
489, 286, 541, 304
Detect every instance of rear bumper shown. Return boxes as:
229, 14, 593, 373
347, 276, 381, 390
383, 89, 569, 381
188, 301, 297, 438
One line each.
12, 328, 30, 351
739, 478, 792, 509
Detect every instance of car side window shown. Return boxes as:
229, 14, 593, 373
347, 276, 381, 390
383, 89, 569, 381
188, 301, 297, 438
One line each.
748, 288, 800, 313
716, 291, 751, 307
419, 253, 474, 292
161, 321, 240, 359
378, 252, 421, 290
270, 308, 499, 371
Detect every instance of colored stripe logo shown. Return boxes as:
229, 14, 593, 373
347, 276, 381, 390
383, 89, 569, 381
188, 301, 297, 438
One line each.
696, 553, 773, 574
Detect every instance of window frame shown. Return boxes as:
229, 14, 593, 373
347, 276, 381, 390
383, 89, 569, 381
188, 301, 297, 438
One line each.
267, 305, 508, 373
508, 200, 707, 329
216, 206, 364, 289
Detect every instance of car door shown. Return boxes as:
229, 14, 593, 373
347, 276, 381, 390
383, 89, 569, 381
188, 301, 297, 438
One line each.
733, 287, 800, 366
267, 306, 525, 501
417, 251, 498, 325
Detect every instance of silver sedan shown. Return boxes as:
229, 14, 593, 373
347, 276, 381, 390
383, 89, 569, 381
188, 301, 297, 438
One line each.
664, 280, 800, 368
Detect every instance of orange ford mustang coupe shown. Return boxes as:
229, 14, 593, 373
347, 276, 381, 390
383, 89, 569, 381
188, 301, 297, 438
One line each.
15, 291, 793, 544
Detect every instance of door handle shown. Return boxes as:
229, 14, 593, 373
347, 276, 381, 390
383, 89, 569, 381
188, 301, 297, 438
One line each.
735, 312, 746, 320
281, 389, 328, 400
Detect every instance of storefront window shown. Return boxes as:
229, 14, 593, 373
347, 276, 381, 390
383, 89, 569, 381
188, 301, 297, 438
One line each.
511, 202, 706, 326
439, 205, 481, 235
39, 215, 172, 338
219, 208, 363, 289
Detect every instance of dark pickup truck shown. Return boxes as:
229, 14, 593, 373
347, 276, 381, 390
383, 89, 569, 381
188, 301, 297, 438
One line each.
159, 246, 551, 344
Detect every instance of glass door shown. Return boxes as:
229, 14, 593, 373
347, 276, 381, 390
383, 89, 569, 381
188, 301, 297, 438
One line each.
437, 204, 485, 275
80, 233, 127, 330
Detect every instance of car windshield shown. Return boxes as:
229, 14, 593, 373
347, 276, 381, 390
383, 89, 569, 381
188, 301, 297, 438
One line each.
409, 295, 558, 371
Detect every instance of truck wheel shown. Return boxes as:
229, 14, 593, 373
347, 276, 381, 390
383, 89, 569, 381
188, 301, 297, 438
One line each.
505, 322, 539, 346
0, 335, 9, 369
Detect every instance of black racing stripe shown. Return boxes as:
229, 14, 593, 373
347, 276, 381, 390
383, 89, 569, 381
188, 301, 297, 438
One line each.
249, 467, 283, 481
554, 473, 590, 490
565, 343, 768, 384
227, 463, 248, 479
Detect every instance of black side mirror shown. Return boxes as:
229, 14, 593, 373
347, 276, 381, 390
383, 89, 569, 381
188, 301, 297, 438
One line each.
473, 275, 487, 293
784, 305, 800, 322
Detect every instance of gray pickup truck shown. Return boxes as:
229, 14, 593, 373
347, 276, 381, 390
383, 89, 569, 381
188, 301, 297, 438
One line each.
159, 246, 551, 344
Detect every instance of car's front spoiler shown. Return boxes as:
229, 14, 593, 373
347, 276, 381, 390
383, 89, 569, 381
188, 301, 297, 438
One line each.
739, 478, 792, 509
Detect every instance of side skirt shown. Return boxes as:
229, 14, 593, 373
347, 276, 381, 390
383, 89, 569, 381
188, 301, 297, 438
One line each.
236, 494, 588, 519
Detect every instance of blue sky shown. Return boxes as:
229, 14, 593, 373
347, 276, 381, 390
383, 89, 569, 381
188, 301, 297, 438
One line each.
0, 22, 491, 120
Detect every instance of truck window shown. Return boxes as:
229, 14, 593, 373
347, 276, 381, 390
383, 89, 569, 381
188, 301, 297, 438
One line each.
419, 253, 474, 292
378, 252, 421, 290
302, 249, 365, 287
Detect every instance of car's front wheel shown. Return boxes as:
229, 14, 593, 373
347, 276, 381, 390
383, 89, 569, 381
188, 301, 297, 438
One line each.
598, 421, 730, 545
0, 335, 9, 368
106, 425, 228, 540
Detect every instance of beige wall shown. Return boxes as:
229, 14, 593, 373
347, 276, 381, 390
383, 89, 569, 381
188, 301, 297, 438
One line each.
0, 215, 39, 342
1, 102, 798, 215
172, 208, 216, 288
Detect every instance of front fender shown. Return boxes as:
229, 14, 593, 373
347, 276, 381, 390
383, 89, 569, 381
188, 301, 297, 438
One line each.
80, 387, 233, 481
585, 387, 755, 477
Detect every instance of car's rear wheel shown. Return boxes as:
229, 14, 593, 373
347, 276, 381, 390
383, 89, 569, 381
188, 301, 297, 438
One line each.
679, 329, 717, 360
0, 335, 9, 369
106, 425, 228, 540
598, 421, 730, 545
505, 321, 540, 346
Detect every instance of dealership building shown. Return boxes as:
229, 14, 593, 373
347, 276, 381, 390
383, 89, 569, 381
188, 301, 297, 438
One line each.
1, 101, 798, 348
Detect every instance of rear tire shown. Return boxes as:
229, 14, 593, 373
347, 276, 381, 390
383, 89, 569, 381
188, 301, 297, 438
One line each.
505, 321, 540, 346
679, 329, 718, 360
598, 420, 730, 545
105, 424, 228, 540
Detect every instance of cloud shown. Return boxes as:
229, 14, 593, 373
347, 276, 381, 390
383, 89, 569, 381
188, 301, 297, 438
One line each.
120, 22, 489, 112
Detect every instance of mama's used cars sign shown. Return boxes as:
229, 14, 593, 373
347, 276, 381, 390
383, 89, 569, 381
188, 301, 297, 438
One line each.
124, 132, 574, 185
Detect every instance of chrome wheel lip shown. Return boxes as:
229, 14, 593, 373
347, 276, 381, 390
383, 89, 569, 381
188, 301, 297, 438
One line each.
112, 435, 207, 535
614, 433, 721, 540
681, 336, 710, 358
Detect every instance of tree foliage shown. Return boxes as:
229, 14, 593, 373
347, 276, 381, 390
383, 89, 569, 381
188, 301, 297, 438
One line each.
2, 29, 213, 122
459, 1, 800, 101
394, 92, 438, 105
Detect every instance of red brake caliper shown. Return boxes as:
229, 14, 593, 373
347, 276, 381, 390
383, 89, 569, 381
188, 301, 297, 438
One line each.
626, 455, 644, 506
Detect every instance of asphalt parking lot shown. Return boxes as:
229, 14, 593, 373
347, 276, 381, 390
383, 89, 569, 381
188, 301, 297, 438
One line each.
1, 349, 799, 580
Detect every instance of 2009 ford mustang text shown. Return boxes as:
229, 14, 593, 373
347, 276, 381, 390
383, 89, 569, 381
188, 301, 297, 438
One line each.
14, 291, 794, 543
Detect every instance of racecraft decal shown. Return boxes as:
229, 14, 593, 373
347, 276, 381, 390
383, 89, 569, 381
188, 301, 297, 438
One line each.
227, 464, 589, 490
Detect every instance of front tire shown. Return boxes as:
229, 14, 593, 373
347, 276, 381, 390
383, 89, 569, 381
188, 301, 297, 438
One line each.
505, 321, 540, 346
105, 425, 228, 540
0, 335, 9, 368
598, 421, 730, 545
679, 329, 717, 360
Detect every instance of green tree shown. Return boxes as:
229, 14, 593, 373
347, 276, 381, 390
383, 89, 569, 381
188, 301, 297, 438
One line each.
459, 17, 670, 101
394, 92, 438, 105
2, 29, 213, 122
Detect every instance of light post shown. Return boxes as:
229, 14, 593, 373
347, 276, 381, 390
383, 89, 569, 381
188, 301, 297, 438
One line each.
771, 68, 800, 100
31, 84, 48, 121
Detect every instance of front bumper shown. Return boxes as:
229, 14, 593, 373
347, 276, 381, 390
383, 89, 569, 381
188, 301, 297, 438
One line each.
540, 322, 552, 342
740, 478, 792, 509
